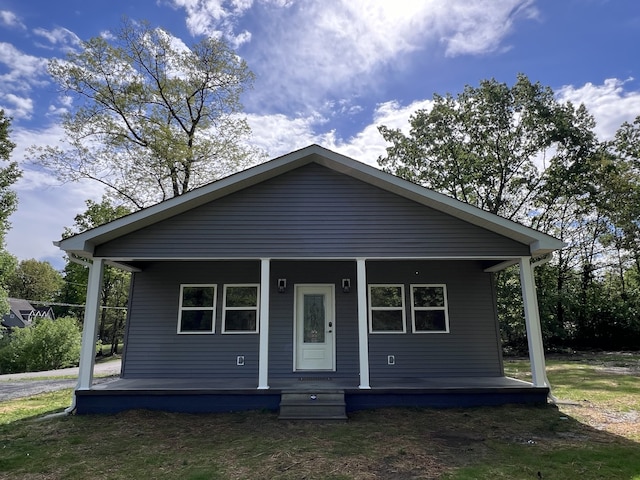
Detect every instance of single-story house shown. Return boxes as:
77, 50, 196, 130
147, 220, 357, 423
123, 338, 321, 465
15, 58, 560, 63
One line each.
2, 298, 55, 331
56, 145, 563, 417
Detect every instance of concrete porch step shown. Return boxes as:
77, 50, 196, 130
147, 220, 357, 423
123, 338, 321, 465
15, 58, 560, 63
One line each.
278, 390, 347, 421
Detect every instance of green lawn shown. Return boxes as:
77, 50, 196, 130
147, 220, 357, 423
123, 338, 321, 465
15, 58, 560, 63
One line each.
0, 353, 638, 479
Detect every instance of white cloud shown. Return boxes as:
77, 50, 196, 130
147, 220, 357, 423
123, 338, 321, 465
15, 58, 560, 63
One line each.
556, 78, 640, 140
33, 27, 81, 52
1, 93, 33, 119
0, 10, 26, 29
0, 42, 48, 90
246, 97, 434, 166
169, 0, 537, 113
169, 0, 254, 45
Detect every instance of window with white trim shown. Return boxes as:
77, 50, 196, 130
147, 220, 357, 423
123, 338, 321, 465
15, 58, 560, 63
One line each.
368, 284, 406, 333
222, 284, 259, 333
178, 284, 217, 334
411, 284, 449, 333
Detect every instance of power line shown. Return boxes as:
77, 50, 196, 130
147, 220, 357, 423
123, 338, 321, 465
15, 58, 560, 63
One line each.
26, 300, 127, 310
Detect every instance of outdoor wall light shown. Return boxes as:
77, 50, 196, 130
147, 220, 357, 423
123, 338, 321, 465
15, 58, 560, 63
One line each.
277, 278, 287, 293
342, 278, 351, 293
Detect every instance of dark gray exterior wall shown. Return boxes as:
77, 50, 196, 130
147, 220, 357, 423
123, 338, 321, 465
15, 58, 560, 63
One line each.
122, 261, 261, 379
95, 163, 530, 259
117, 163, 512, 381
366, 260, 503, 380
122, 259, 502, 381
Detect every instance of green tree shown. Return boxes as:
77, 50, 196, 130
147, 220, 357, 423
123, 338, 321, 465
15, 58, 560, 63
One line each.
0, 110, 21, 315
0, 316, 81, 373
0, 110, 21, 241
378, 75, 604, 351
378, 74, 597, 224
601, 116, 640, 276
57, 198, 131, 354
30, 18, 261, 210
7, 259, 64, 303
0, 250, 17, 315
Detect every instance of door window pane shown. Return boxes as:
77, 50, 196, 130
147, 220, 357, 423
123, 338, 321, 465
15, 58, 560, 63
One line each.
303, 294, 325, 343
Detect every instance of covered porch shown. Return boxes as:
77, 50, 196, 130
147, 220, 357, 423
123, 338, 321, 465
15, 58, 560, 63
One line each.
68, 255, 552, 415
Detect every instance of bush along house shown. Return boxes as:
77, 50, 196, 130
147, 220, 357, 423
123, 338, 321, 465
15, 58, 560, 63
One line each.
56, 145, 563, 418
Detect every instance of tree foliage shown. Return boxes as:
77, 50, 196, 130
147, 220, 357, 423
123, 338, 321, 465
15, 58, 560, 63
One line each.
0, 110, 21, 240
7, 259, 64, 303
0, 316, 81, 373
30, 18, 261, 209
378, 75, 640, 352
0, 110, 20, 315
378, 74, 596, 223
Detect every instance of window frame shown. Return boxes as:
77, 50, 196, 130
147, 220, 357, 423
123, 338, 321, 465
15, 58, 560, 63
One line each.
368, 284, 406, 334
177, 284, 217, 334
410, 284, 450, 334
222, 284, 260, 334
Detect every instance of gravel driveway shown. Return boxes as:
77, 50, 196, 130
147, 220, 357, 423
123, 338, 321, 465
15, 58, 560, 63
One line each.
0, 359, 121, 402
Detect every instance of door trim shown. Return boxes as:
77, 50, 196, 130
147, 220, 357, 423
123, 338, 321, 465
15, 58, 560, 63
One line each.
293, 284, 336, 372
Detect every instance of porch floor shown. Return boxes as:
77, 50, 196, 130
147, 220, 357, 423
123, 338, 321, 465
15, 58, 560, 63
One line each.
91, 375, 534, 392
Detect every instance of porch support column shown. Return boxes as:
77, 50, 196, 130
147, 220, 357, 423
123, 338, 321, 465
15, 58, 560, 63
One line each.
77, 258, 105, 390
519, 256, 548, 388
356, 258, 371, 389
258, 258, 270, 390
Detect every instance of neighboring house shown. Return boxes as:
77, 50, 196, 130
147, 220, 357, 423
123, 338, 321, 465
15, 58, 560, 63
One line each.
57, 145, 564, 416
1, 298, 55, 331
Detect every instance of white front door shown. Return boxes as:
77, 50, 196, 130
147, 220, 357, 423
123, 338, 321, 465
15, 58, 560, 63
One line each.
294, 285, 335, 371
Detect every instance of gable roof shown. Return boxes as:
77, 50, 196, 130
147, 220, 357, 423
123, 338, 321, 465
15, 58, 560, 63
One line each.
56, 144, 564, 260
1, 298, 51, 328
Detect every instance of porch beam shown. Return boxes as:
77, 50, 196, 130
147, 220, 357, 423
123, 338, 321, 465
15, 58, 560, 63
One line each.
77, 258, 105, 390
258, 258, 270, 389
356, 258, 371, 389
519, 256, 548, 388
483, 259, 519, 273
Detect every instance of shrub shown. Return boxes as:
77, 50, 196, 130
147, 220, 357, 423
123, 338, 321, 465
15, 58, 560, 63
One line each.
0, 316, 81, 373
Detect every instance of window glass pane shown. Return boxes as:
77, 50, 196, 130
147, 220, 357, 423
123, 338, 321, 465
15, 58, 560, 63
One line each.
226, 286, 257, 307
370, 286, 403, 307
413, 286, 444, 307
414, 310, 446, 331
371, 310, 404, 331
225, 311, 257, 331
182, 287, 214, 307
180, 310, 213, 331
303, 294, 325, 343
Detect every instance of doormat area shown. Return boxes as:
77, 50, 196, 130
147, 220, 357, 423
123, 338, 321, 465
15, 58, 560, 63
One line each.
298, 377, 333, 381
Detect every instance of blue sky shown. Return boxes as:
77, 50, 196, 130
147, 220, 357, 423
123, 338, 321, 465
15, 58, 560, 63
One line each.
1, 0, 639, 269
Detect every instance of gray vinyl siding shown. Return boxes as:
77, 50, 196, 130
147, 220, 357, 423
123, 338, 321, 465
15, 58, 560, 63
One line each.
366, 260, 502, 379
122, 259, 501, 380
122, 259, 360, 380
95, 164, 529, 259
122, 261, 261, 379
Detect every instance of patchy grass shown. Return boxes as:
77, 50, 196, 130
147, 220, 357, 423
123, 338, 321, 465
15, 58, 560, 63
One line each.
505, 351, 640, 442
0, 389, 71, 424
0, 353, 638, 479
